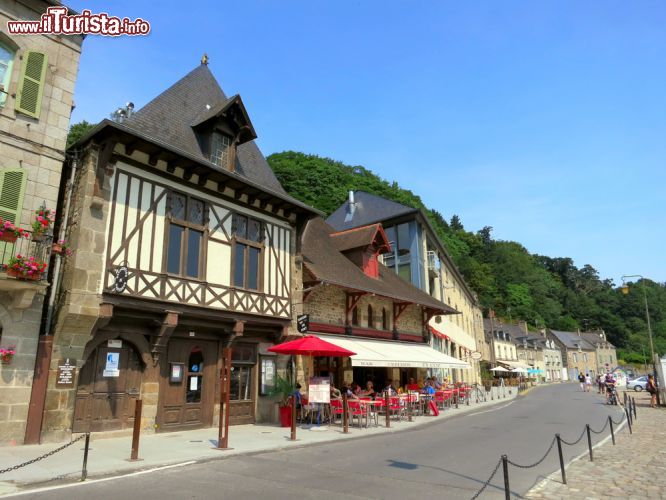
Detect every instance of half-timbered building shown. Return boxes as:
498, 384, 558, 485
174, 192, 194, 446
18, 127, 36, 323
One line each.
38, 60, 318, 441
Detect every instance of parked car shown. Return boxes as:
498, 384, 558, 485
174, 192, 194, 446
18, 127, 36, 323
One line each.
627, 376, 648, 392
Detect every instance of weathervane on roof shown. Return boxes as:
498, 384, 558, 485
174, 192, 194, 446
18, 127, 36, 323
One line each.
201, 53, 209, 65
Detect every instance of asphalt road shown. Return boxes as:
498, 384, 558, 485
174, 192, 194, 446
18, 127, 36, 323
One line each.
18, 384, 625, 500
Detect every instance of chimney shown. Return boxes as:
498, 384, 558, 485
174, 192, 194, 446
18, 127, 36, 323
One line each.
518, 321, 528, 334
344, 191, 356, 222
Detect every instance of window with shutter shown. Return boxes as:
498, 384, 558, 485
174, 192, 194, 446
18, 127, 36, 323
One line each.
0, 168, 26, 223
0, 43, 14, 107
16, 51, 47, 118
0, 169, 26, 266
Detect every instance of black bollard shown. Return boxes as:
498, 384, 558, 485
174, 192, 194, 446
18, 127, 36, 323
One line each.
81, 432, 90, 481
609, 416, 615, 445
556, 434, 566, 484
502, 455, 510, 500
625, 408, 632, 434
632, 397, 637, 420
586, 424, 593, 461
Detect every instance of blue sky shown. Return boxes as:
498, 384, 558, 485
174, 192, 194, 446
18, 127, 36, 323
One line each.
67, 1, 666, 284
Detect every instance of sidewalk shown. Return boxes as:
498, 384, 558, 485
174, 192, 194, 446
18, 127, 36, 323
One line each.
527, 390, 666, 499
0, 387, 520, 496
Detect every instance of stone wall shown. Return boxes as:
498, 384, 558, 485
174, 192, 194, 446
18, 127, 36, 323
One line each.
41, 145, 108, 441
0, 1, 82, 445
305, 285, 424, 336
0, 295, 44, 444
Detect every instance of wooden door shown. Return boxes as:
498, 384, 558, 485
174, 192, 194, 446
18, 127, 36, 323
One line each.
73, 346, 142, 433
158, 339, 216, 431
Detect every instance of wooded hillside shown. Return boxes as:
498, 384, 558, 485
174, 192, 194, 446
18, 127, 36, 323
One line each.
268, 151, 666, 364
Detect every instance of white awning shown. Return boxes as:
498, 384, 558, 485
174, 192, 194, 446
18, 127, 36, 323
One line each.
316, 334, 470, 369
429, 320, 478, 351
501, 361, 531, 370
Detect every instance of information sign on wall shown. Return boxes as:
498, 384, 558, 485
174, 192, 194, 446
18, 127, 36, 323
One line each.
56, 358, 77, 387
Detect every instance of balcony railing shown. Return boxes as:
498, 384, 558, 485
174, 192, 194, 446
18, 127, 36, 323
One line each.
0, 230, 53, 281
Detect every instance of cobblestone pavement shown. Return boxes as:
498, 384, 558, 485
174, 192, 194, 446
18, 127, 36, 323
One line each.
527, 391, 666, 500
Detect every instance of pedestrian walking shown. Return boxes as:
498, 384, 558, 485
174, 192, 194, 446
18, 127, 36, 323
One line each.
585, 373, 592, 392
578, 373, 585, 391
597, 374, 605, 394
647, 374, 658, 408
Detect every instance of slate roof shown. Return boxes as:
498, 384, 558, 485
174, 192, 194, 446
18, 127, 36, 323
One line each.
549, 330, 595, 350
326, 191, 418, 231
302, 217, 457, 313
329, 224, 389, 253
122, 64, 285, 194
579, 332, 615, 348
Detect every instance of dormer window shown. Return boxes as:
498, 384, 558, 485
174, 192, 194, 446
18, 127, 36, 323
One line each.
210, 132, 231, 168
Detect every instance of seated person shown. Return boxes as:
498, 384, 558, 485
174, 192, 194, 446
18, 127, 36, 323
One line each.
330, 385, 342, 400
292, 383, 303, 412
361, 381, 376, 397
343, 382, 360, 399
406, 377, 421, 392
421, 380, 435, 396
383, 379, 397, 396
431, 376, 443, 390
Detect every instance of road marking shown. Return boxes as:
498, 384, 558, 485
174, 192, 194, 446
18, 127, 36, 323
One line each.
2, 460, 198, 497
466, 401, 515, 417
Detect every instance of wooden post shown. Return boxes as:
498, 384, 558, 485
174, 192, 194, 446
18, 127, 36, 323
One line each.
216, 347, 232, 449
129, 399, 142, 461
342, 393, 349, 433
290, 393, 297, 440
385, 391, 390, 428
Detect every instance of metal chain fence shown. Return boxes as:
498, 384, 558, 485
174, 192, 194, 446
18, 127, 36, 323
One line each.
0, 434, 86, 475
589, 419, 610, 435
560, 427, 588, 446
507, 436, 557, 469
470, 457, 503, 500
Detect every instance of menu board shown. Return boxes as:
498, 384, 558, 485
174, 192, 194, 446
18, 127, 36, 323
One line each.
308, 377, 330, 403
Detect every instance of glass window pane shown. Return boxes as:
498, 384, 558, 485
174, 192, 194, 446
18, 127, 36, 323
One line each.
167, 224, 184, 274
210, 132, 230, 167
398, 263, 411, 282
248, 246, 260, 290
397, 223, 411, 253
232, 344, 255, 362
234, 243, 246, 287
233, 214, 247, 239
188, 199, 204, 225
229, 368, 240, 400
240, 367, 252, 400
248, 219, 261, 243
384, 226, 396, 249
172, 194, 186, 220
186, 229, 202, 278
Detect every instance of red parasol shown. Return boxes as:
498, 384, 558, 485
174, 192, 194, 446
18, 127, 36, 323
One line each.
268, 335, 356, 357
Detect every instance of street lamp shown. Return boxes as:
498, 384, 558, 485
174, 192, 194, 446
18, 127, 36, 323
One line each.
621, 274, 659, 405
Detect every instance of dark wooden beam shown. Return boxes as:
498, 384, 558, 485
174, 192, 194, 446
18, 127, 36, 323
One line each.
166, 162, 176, 174
197, 173, 210, 187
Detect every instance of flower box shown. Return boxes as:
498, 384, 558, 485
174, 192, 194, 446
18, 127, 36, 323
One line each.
0, 232, 17, 243
6, 268, 41, 281
0, 346, 16, 364
52, 243, 63, 255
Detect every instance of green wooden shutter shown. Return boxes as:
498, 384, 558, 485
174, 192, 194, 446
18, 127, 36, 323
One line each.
16, 51, 47, 118
0, 168, 27, 223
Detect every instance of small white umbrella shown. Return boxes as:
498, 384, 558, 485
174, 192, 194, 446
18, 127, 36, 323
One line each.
490, 366, 510, 372
512, 367, 529, 373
